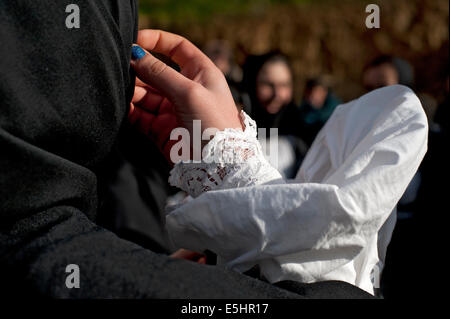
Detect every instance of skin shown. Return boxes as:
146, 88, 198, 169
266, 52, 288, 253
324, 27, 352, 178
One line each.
129, 30, 243, 164
170, 249, 207, 264
129, 30, 244, 262
212, 56, 231, 76
304, 85, 328, 109
256, 61, 293, 114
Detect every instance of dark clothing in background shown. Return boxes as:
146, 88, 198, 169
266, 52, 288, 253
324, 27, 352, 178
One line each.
299, 91, 341, 146
381, 114, 449, 298
251, 102, 305, 139
434, 96, 449, 132
0, 1, 372, 298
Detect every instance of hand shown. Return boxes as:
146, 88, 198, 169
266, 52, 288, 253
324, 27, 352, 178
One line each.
128, 30, 243, 163
170, 249, 207, 264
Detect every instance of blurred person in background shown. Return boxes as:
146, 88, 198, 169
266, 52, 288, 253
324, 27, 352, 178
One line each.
363, 55, 421, 221
366, 55, 450, 298
298, 78, 341, 146
363, 55, 414, 91
203, 39, 251, 111
242, 52, 297, 131
242, 51, 308, 177
203, 39, 235, 80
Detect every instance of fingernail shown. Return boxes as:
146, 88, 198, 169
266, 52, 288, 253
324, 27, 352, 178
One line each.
131, 45, 147, 60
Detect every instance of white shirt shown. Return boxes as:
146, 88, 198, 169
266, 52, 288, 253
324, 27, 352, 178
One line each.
166, 85, 428, 295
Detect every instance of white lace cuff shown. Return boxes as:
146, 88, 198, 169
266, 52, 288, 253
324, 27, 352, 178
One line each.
168, 111, 282, 198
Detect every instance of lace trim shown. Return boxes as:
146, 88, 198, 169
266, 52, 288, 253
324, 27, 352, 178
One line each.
168, 111, 282, 198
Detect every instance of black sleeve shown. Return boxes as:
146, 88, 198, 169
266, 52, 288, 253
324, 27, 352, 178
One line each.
0, 0, 303, 298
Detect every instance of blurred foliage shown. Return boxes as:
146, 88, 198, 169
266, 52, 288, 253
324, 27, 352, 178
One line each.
139, 0, 329, 22
139, 0, 448, 103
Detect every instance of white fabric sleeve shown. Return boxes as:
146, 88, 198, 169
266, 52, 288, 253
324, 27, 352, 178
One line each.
168, 111, 283, 198
165, 85, 428, 286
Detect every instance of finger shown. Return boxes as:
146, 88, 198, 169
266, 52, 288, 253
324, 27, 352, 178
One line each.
135, 76, 149, 88
170, 249, 202, 260
135, 78, 163, 100
132, 86, 148, 104
132, 86, 166, 113
135, 76, 160, 93
128, 103, 136, 122
131, 45, 193, 100
137, 29, 210, 69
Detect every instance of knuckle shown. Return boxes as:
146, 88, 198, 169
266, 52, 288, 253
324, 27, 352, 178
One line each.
184, 82, 203, 101
148, 59, 167, 75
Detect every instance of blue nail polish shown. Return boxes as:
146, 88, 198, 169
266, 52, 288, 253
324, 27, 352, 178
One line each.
131, 45, 146, 60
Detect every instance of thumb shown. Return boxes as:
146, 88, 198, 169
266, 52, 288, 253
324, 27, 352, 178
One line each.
130, 44, 192, 101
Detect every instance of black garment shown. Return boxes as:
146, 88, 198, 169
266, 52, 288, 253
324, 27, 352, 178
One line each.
0, 1, 372, 298
381, 124, 449, 298
251, 102, 304, 139
298, 91, 341, 146
96, 129, 176, 254
434, 96, 449, 132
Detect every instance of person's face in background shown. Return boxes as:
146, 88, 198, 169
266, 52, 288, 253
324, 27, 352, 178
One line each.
204, 40, 232, 77
304, 85, 328, 109
363, 63, 399, 91
256, 61, 293, 114
211, 53, 231, 76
